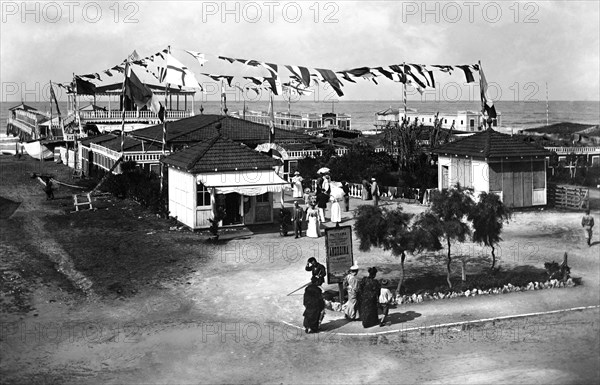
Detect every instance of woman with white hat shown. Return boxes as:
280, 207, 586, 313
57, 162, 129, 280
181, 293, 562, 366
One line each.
291, 171, 304, 198
343, 264, 360, 321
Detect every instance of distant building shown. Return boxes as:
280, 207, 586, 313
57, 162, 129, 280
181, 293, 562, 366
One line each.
374, 107, 501, 132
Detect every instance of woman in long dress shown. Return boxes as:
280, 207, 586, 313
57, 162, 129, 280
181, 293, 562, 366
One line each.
306, 203, 321, 238
330, 196, 341, 224
343, 266, 359, 320
303, 276, 325, 333
358, 267, 381, 328
291, 171, 304, 198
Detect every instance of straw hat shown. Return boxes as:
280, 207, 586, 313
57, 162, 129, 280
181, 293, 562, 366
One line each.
349, 264, 359, 271
294, 171, 300, 175
380, 278, 390, 286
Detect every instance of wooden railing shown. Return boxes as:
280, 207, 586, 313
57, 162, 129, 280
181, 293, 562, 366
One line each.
545, 146, 600, 155
79, 110, 193, 122
90, 142, 121, 160
285, 148, 349, 159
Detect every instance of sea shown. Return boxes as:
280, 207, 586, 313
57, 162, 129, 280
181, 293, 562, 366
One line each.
1, 100, 599, 134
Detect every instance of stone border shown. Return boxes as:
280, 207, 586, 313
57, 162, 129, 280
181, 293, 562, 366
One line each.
282, 305, 600, 337
395, 278, 577, 304
324, 278, 577, 312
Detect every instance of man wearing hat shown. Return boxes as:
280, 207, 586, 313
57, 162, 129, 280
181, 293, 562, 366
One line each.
292, 201, 304, 238
343, 264, 360, 321
371, 177, 380, 206
378, 279, 394, 327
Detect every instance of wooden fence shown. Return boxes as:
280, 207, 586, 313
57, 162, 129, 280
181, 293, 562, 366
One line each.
548, 184, 589, 210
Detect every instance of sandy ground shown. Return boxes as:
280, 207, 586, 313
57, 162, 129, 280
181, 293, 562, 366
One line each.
0, 155, 599, 384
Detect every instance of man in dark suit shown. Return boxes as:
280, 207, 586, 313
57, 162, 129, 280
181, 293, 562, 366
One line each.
292, 201, 304, 238
305, 257, 326, 286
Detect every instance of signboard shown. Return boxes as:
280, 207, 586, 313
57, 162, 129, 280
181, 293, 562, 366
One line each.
324, 225, 354, 284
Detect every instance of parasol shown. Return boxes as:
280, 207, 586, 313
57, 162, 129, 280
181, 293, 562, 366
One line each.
329, 181, 345, 201
317, 167, 330, 174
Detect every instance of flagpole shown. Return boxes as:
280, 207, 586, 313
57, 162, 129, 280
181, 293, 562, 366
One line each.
478, 60, 485, 114
49, 80, 53, 141
160, 45, 171, 195
403, 62, 407, 126
546, 82, 549, 126
121, 63, 128, 155
269, 91, 275, 144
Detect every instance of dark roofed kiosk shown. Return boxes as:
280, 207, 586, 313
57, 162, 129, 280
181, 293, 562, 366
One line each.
433, 128, 551, 208
161, 133, 289, 229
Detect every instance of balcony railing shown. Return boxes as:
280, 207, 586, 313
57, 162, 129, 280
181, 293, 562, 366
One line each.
79, 110, 193, 123
545, 146, 600, 155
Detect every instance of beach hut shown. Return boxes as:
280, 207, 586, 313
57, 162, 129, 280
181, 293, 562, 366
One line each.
433, 128, 551, 208
161, 133, 289, 229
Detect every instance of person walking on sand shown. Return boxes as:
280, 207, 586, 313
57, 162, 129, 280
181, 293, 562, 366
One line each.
303, 276, 325, 333
292, 201, 304, 238
341, 181, 350, 212
371, 178, 380, 206
44, 177, 54, 200
358, 267, 381, 328
316, 191, 329, 223
581, 209, 595, 247
305, 257, 326, 286
306, 203, 321, 238
330, 195, 341, 225
343, 264, 360, 321
378, 279, 394, 327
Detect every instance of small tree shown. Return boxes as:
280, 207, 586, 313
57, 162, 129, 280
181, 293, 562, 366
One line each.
469, 192, 511, 270
421, 186, 474, 288
353, 205, 387, 250
380, 207, 414, 294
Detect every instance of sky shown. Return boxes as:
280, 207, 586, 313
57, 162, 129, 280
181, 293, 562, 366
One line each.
1, 0, 599, 103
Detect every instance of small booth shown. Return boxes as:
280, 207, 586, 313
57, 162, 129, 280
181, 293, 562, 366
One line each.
162, 134, 289, 229
434, 128, 550, 208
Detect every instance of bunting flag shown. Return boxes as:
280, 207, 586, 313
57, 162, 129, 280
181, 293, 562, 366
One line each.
158, 53, 201, 89
479, 62, 496, 119
49, 81, 61, 116
125, 67, 165, 122
268, 92, 275, 143
285, 65, 311, 87
283, 81, 313, 96
200, 73, 234, 87
186, 50, 208, 66
74, 76, 97, 95
243, 76, 264, 86
456, 64, 477, 83
315, 68, 344, 96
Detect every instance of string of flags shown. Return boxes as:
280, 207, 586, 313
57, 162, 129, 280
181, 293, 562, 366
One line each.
72, 46, 483, 100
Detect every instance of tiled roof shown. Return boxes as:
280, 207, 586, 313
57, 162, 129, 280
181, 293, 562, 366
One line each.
8, 103, 37, 111
131, 114, 312, 145
102, 136, 162, 152
434, 128, 551, 158
79, 134, 118, 146
161, 134, 280, 173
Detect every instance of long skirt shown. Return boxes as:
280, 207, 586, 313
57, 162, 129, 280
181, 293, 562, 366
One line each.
359, 296, 379, 328
344, 295, 358, 320
330, 201, 341, 223
307, 217, 320, 237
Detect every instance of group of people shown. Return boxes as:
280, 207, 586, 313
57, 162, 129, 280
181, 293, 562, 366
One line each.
302, 257, 394, 333
290, 170, 350, 238
343, 265, 393, 328
361, 177, 380, 206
